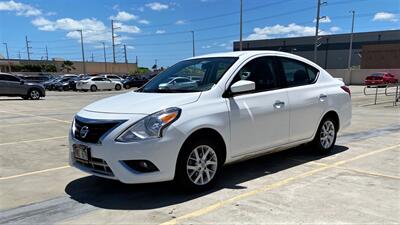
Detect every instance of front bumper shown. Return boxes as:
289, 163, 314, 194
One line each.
69, 118, 184, 184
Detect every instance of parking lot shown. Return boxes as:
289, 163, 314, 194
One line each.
0, 86, 399, 224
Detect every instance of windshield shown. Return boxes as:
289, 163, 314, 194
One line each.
139, 57, 237, 93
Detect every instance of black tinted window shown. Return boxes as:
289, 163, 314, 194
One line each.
92, 78, 102, 81
279, 57, 319, 86
233, 57, 278, 92
1, 75, 20, 82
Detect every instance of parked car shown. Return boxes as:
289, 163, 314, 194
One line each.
158, 77, 198, 90
20, 75, 52, 84
101, 74, 124, 82
69, 51, 351, 191
43, 77, 62, 90
123, 76, 148, 89
76, 76, 122, 92
365, 72, 398, 86
53, 75, 78, 91
0, 73, 46, 100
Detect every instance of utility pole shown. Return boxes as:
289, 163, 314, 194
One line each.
190, 31, 195, 57
45, 45, 49, 61
2, 42, 11, 72
314, 0, 326, 63
136, 56, 138, 66
348, 10, 355, 70
25, 35, 31, 60
102, 42, 107, 73
239, 0, 243, 51
18, 51, 21, 60
111, 20, 121, 64
123, 44, 128, 64
76, 29, 86, 74
91, 53, 94, 62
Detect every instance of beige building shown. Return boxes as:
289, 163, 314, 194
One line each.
0, 59, 137, 74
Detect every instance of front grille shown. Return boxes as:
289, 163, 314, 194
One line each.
75, 157, 114, 177
74, 117, 122, 144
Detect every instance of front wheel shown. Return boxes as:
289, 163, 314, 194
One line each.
175, 139, 223, 192
28, 89, 41, 100
115, 84, 122, 90
90, 85, 97, 92
311, 117, 337, 154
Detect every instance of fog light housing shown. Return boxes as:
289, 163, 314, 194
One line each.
123, 160, 159, 173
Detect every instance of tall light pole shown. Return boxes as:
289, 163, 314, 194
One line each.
190, 31, 195, 57
76, 29, 86, 74
45, 45, 49, 61
2, 42, 11, 72
102, 42, 107, 73
239, 0, 243, 51
348, 10, 355, 70
313, 0, 324, 63
25, 35, 31, 61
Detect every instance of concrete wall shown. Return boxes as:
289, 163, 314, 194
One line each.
327, 69, 400, 85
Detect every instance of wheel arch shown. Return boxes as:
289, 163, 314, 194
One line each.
27, 87, 44, 96
321, 110, 340, 132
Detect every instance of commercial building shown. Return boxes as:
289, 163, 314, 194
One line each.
0, 58, 137, 74
233, 30, 400, 69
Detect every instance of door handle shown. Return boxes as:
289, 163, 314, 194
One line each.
319, 94, 328, 102
273, 100, 285, 109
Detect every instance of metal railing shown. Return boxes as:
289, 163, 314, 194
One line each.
363, 83, 400, 106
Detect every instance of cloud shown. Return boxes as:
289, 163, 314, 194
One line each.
145, 2, 169, 11
138, 19, 150, 24
31, 17, 52, 26
114, 22, 141, 33
202, 45, 212, 49
329, 26, 341, 33
137, 6, 144, 12
126, 45, 135, 50
109, 11, 137, 21
155, 30, 166, 34
175, 20, 186, 25
373, 12, 398, 22
313, 16, 331, 23
0, 0, 41, 16
247, 23, 327, 40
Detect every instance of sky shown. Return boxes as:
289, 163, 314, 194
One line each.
0, 0, 399, 68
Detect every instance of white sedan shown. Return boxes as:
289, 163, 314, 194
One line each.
76, 77, 123, 92
69, 51, 351, 191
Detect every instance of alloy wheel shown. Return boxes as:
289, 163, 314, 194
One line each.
320, 120, 335, 149
30, 90, 40, 100
186, 145, 218, 186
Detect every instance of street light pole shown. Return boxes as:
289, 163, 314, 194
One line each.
313, 0, 322, 63
190, 31, 195, 57
348, 10, 355, 70
239, 0, 243, 51
76, 29, 86, 74
2, 43, 11, 72
102, 42, 107, 73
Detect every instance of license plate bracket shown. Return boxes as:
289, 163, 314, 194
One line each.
73, 144, 90, 162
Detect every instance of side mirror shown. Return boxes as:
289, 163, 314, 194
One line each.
230, 80, 255, 94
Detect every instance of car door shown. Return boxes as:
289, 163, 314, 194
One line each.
103, 78, 114, 89
5, 75, 25, 95
276, 56, 325, 142
227, 56, 290, 157
0, 74, 9, 94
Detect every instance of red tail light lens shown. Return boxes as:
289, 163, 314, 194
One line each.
341, 86, 351, 97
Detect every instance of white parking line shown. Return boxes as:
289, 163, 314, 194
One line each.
0, 110, 71, 124
0, 166, 71, 180
0, 136, 67, 146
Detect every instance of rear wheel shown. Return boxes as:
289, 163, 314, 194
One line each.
311, 117, 337, 154
115, 84, 122, 90
175, 138, 223, 192
124, 84, 130, 89
28, 89, 41, 100
90, 85, 97, 92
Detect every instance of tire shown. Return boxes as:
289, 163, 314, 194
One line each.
311, 116, 337, 154
90, 85, 97, 92
28, 89, 41, 100
124, 84, 130, 89
175, 138, 223, 192
115, 84, 122, 91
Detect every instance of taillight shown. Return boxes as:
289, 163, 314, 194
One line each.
341, 86, 351, 97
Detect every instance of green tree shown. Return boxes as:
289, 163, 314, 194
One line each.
61, 60, 75, 72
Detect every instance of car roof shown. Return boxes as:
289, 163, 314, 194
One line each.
189, 50, 287, 59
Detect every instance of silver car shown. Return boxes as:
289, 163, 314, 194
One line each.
0, 73, 46, 100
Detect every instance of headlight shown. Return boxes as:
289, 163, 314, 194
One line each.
116, 107, 181, 142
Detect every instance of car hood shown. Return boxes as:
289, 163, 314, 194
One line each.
83, 91, 201, 114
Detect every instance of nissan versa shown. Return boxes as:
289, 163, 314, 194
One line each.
69, 51, 351, 191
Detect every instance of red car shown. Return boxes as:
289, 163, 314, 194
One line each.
365, 72, 398, 86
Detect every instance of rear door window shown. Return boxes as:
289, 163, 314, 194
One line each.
278, 57, 319, 87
